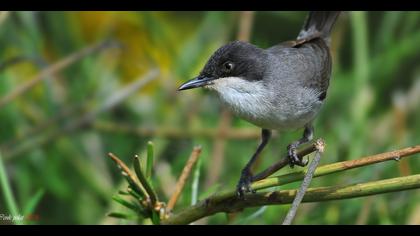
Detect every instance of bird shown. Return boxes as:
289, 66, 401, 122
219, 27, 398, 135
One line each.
178, 11, 341, 197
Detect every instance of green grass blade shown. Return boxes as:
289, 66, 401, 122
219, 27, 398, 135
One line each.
111, 195, 149, 218
118, 190, 130, 196
107, 212, 140, 221
151, 210, 160, 225
146, 141, 154, 180
22, 189, 45, 216
0, 151, 22, 225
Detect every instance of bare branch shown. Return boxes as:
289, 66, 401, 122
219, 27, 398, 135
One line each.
107, 153, 149, 200
166, 146, 202, 213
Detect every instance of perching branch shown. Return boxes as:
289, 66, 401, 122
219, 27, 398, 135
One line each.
161, 144, 420, 225
108, 153, 149, 200
253, 140, 321, 181
253, 144, 420, 191
162, 174, 420, 225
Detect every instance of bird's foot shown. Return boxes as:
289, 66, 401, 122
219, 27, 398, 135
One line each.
287, 143, 308, 168
236, 170, 256, 198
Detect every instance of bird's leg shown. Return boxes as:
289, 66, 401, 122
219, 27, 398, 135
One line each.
287, 124, 313, 168
237, 129, 271, 198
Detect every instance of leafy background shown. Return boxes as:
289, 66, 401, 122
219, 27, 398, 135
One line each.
0, 11, 419, 224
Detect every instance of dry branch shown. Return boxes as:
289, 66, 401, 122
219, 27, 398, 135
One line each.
167, 146, 202, 213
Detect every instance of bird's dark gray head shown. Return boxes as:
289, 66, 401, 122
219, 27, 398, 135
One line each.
178, 40, 267, 91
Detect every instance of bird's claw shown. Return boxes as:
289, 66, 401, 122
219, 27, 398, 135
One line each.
287, 144, 308, 168
236, 170, 256, 198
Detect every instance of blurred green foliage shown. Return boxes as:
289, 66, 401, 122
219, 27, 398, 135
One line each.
0, 11, 419, 225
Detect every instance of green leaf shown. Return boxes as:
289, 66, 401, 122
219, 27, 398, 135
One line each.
107, 212, 139, 220
133, 156, 158, 204
151, 210, 160, 225
123, 174, 146, 199
112, 195, 140, 212
127, 187, 143, 200
23, 189, 45, 216
118, 190, 130, 195
112, 194, 148, 218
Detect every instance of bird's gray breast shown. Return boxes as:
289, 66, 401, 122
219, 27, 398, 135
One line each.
207, 76, 323, 131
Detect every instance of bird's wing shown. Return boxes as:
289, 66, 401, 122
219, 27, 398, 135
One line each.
267, 37, 332, 100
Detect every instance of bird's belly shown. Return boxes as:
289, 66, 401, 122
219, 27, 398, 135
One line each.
238, 106, 320, 130
218, 91, 322, 131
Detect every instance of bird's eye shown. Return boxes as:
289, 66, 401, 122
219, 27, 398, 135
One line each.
223, 61, 234, 71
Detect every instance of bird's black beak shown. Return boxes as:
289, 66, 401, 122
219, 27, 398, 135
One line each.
178, 76, 215, 91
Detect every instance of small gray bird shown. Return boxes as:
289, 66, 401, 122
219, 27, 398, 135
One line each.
178, 11, 341, 197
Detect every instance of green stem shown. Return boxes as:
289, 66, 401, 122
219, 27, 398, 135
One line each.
162, 174, 420, 225
161, 145, 420, 224
253, 145, 419, 191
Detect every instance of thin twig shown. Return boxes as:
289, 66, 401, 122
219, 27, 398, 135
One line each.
162, 174, 420, 224
167, 146, 202, 213
282, 139, 325, 225
0, 40, 119, 109
107, 153, 149, 200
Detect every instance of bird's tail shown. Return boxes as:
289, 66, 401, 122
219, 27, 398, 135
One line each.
297, 11, 341, 42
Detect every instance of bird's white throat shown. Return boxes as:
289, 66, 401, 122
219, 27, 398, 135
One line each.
205, 77, 273, 124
